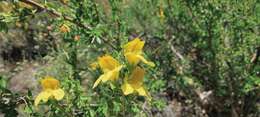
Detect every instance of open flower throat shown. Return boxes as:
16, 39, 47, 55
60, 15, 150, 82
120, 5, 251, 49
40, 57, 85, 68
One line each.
41, 77, 60, 90
34, 76, 65, 106
93, 55, 123, 88
123, 38, 155, 67
121, 67, 150, 99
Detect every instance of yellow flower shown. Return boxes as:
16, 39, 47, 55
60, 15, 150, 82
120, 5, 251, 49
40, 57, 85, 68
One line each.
121, 67, 151, 100
34, 76, 65, 106
123, 38, 155, 67
93, 55, 123, 88
60, 24, 70, 33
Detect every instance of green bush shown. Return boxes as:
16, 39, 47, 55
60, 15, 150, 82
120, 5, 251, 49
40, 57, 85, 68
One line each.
0, 0, 259, 117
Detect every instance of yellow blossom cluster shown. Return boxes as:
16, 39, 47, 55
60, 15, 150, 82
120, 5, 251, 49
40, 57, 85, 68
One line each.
92, 38, 154, 100
34, 38, 154, 106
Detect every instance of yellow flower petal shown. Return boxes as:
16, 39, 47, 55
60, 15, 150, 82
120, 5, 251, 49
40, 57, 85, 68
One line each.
136, 87, 147, 96
41, 76, 60, 90
125, 53, 140, 65
124, 38, 144, 54
106, 66, 123, 81
123, 38, 155, 67
93, 75, 103, 89
136, 55, 155, 67
128, 67, 145, 89
98, 55, 120, 72
52, 89, 65, 100
125, 38, 144, 53
34, 90, 52, 106
121, 82, 134, 95
122, 67, 152, 100
93, 71, 114, 88
136, 87, 151, 101
100, 72, 113, 83
35, 77, 65, 106
125, 52, 155, 67
93, 66, 123, 88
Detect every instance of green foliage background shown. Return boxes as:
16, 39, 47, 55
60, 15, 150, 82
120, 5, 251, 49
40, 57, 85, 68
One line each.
0, 0, 259, 117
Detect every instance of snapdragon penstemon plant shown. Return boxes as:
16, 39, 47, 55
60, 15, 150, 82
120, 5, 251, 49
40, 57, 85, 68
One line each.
32, 38, 155, 116
91, 38, 155, 100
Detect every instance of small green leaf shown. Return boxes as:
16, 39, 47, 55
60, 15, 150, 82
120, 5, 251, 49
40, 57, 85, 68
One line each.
0, 76, 7, 88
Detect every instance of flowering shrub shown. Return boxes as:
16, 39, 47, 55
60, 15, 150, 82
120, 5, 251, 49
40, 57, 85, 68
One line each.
0, 0, 259, 117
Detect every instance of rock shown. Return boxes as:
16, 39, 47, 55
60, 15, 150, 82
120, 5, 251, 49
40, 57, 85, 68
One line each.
8, 62, 40, 94
161, 99, 182, 117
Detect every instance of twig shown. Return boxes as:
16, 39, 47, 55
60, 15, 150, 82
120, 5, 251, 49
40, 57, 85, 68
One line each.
19, 0, 92, 30
168, 39, 185, 61
250, 47, 259, 64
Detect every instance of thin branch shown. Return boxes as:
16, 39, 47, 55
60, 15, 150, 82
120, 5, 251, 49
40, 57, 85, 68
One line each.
168, 39, 185, 61
250, 47, 260, 64
19, 0, 92, 30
